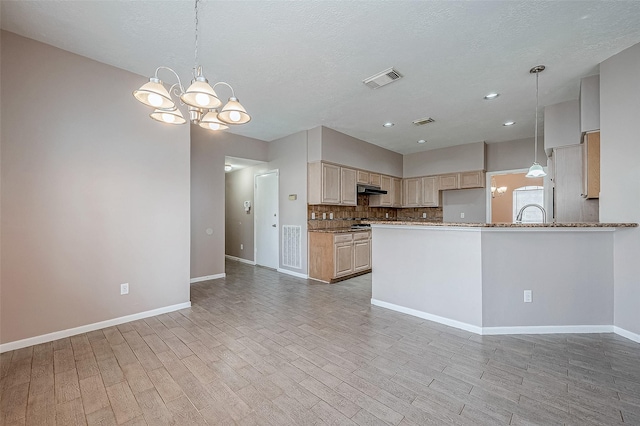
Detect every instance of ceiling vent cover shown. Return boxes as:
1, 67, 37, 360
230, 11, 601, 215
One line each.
363, 68, 403, 89
412, 117, 435, 126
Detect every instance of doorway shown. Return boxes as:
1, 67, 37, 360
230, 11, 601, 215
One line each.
486, 168, 551, 223
255, 170, 279, 269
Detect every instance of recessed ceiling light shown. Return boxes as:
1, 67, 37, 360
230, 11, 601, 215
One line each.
503, 121, 515, 126
383, 122, 394, 128
224, 164, 233, 171
484, 93, 500, 100
417, 139, 426, 144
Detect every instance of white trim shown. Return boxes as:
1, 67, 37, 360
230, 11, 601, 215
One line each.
614, 326, 640, 343
0, 301, 191, 353
482, 325, 614, 335
371, 299, 483, 335
190, 274, 225, 283
277, 268, 309, 279
225, 255, 256, 266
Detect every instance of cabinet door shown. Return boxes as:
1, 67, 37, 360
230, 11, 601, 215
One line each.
421, 177, 439, 207
459, 171, 485, 189
403, 178, 422, 207
340, 167, 357, 205
392, 178, 402, 207
369, 173, 381, 187
439, 174, 458, 190
321, 163, 341, 204
356, 170, 370, 185
334, 242, 354, 277
353, 239, 371, 272
370, 175, 391, 207
582, 132, 600, 199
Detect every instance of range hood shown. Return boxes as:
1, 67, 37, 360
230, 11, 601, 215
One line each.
357, 184, 387, 195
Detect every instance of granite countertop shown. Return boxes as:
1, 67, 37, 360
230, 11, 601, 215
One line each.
308, 228, 372, 233
362, 221, 638, 228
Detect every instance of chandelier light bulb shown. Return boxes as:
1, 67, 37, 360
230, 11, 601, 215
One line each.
148, 93, 163, 107
229, 111, 242, 122
195, 93, 210, 106
209, 123, 221, 130
161, 112, 176, 123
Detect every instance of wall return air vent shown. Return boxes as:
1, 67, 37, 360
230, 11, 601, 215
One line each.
363, 67, 403, 89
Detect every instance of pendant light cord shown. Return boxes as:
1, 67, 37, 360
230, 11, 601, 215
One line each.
194, 0, 199, 75
534, 70, 539, 164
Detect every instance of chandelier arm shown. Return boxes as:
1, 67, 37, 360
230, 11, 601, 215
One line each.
154, 66, 186, 94
212, 82, 237, 98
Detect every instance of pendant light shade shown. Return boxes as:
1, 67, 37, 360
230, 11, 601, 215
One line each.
180, 76, 222, 109
133, 78, 175, 110
150, 107, 186, 125
527, 65, 547, 178
526, 163, 546, 178
199, 110, 229, 131
218, 97, 251, 124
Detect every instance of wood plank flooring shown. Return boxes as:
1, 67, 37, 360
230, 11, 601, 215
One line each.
2, 259, 640, 425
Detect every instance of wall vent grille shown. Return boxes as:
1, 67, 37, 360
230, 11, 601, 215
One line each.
413, 117, 435, 126
363, 68, 403, 89
282, 225, 302, 269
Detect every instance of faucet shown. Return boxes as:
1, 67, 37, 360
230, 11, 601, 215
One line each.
516, 204, 546, 223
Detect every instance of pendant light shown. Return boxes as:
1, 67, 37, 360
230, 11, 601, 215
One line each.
133, 0, 250, 130
526, 65, 547, 178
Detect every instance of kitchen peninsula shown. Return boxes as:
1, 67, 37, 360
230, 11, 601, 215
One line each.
368, 221, 637, 336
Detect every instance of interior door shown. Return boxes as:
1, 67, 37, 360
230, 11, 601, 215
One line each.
255, 171, 279, 269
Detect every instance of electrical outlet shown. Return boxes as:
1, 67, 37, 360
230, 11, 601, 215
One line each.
422, 213, 427, 218
460, 212, 465, 219
322, 213, 326, 219
120, 283, 129, 295
311, 212, 316, 220
329, 213, 334, 220
524, 290, 532, 303
385, 213, 389, 218
240, 244, 243, 250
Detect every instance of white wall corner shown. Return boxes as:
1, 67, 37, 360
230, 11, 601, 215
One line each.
613, 326, 640, 344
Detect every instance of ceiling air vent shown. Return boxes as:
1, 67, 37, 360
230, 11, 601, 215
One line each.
363, 68, 403, 89
412, 117, 435, 126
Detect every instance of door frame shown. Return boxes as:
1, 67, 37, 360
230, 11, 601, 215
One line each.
485, 167, 551, 223
254, 169, 279, 268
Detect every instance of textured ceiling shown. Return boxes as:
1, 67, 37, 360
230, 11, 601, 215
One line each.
3, 1, 640, 154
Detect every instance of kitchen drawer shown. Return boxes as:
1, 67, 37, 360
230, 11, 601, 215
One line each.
334, 234, 353, 243
353, 231, 370, 241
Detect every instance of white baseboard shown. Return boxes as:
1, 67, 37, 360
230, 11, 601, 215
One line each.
190, 273, 225, 284
277, 268, 309, 280
483, 325, 614, 335
225, 255, 256, 266
0, 301, 191, 353
371, 299, 483, 335
614, 326, 640, 343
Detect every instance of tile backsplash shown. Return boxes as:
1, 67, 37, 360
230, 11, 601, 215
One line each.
308, 195, 443, 229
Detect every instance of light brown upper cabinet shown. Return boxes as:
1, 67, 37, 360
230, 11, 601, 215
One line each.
308, 162, 356, 205
421, 177, 440, 207
438, 174, 459, 191
459, 171, 485, 189
369, 173, 381, 187
356, 170, 370, 185
340, 167, 357, 205
403, 178, 422, 207
582, 131, 600, 199
369, 175, 392, 207
392, 177, 402, 207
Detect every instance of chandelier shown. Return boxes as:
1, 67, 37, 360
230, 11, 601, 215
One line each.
490, 177, 507, 198
133, 0, 250, 130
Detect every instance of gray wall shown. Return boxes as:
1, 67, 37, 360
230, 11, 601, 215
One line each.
319, 126, 403, 176
225, 166, 262, 261
267, 131, 309, 274
191, 127, 268, 279
403, 142, 485, 178
544, 99, 581, 154
580, 75, 600, 133
1, 31, 191, 344
442, 189, 487, 223
600, 42, 640, 336
485, 137, 547, 172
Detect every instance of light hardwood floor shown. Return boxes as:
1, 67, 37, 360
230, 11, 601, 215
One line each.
2, 259, 640, 425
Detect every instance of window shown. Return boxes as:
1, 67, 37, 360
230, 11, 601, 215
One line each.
513, 186, 544, 223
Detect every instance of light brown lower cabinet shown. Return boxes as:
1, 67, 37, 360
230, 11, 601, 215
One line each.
309, 231, 371, 283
